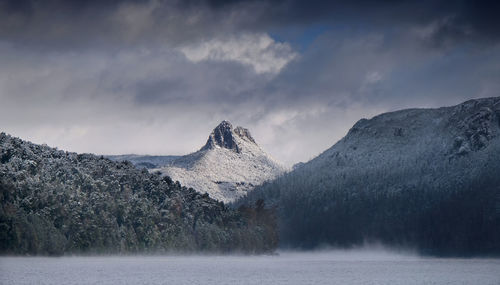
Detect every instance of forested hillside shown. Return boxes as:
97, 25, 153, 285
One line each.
0, 133, 277, 255
239, 97, 500, 256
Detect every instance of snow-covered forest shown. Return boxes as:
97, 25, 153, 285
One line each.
238, 97, 500, 256
0, 133, 277, 255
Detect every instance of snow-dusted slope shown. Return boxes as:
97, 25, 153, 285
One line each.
155, 121, 286, 203
239, 97, 500, 255
304, 96, 500, 172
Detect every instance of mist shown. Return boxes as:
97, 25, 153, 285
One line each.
2, 249, 499, 285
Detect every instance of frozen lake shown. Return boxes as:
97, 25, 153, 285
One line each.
1, 250, 499, 284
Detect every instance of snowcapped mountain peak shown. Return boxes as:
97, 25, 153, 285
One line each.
201, 120, 256, 153
155, 120, 286, 203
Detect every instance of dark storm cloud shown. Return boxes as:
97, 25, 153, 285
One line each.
186, 0, 500, 46
266, 31, 500, 108
1, 0, 499, 49
0, 0, 231, 49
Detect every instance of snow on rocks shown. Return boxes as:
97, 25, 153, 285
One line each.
155, 121, 286, 203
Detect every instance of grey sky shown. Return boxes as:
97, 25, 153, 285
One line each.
1, 0, 499, 165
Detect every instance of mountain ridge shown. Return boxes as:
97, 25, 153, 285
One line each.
239, 96, 500, 256
156, 121, 286, 203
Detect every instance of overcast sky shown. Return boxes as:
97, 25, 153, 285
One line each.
1, 0, 499, 165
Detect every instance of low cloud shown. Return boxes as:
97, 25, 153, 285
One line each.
180, 33, 297, 74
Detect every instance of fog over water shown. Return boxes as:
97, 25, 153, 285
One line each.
1, 249, 499, 285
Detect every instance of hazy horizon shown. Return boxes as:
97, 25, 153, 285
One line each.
0, 97, 492, 167
2, 249, 499, 285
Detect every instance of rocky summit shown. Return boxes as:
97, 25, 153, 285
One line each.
155, 121, 286, 203
201, 120, 256, 153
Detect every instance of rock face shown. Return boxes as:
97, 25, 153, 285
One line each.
155, 121, 286, 203
451, 105, 500, 154
200, 120, 256, 153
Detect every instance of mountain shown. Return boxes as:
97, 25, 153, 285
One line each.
240, 97, 500, 256
155, 121, 286, 203
0, 133, 277, 255
106, 154, 181, 169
